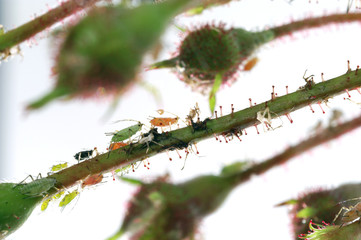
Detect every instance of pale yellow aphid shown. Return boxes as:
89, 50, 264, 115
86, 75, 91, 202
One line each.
51, 163, 68, 172
59, 190, 79, 207
41, 198, 52, 211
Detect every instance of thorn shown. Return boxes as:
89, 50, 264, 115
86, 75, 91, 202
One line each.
231, 104, 234, 118
219, 106, 223, 117
166, 150, 172, 161
345, 89, 351, 98
249, 98, 253, 107
244, 129, 248, 135
215, 111, 218, 119
347, 60, 351, 73
13, 214, 19, 220
321, 73, 324, 82
356, 65, 359, 75
318, 102, 325, 114
175, 149, 182, 159
286, 85, 289, 94
6, 224, 10, 229
235, 132, 242, 141
222, 134, 229, 143
356, 88, 361, 95
285, 113, 293, 123
132, 163, 135, 172
254, 125, 260, 134
308, 104, 315, 113
213, 133, 218, 141
193, 142, 199, 154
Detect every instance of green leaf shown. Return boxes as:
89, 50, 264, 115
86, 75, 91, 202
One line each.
209, 73, 223, 113
296, 207, 318, 218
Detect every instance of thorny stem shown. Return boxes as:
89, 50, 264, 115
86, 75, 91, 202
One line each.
271, 12, 361, 38
0, 0, 99, 52
46, 69, 361, 193
232, 113, 361, 185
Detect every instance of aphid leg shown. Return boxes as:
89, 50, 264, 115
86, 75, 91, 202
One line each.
333, 206, 349, 224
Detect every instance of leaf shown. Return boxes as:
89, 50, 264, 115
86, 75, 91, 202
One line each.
209, 73, 223, 113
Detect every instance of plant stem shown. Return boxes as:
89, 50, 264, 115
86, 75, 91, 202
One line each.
0, 0, 99, 52
48, 69, 361, 193
232, 113, 361, 185
271, 12, 361, 38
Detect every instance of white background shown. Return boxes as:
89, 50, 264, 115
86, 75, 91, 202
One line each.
1, 0, 361, 239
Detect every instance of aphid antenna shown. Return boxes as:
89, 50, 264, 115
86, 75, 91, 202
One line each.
155, 109, 179, 118
111, 119, 143, 125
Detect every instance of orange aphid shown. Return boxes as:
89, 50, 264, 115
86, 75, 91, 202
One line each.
82, 174, 104, 188
109, 142, 128, 151
243, 57, 259, 71
150, 117, 179, 127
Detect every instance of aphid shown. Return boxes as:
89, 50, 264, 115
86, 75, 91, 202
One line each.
14, 174, 57, 197
108, 142, 128, 151
186, 103, 200, 123
333, 201, 361, 227
149, 117, 179, 127
50, 163, 68, 172
59, 190, 79, 207
81, 174, 103, 188
41, 198, 52, 211
150, 109, 180, 128
74, 147, 97, 162
138, 129, 163, 153
106, 120, 143, 143
53, 190, 65, 199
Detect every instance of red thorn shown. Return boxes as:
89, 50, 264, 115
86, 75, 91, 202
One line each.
286, 85, 289, 94
6, 224, 10, 229
231, 104, 234, 117
356, 65, 359, 75
318, 102, 325, 114
175, 149, 182, 159
254, 125, 260, 134
285, 113, 293, 123
249, 98, 253, 107
215, 111, 218, 119
347, 60, 351, 72
356, 88, 361, 95
220, 106, 223, 117
13, 215, 19, 220
235, 132, 242, 141
213, 134, 218, 141
308, 104, 315, 113
345, 89, 351, 98
321, 72, 324, 82
193, 143, 199, 154
244, 129, 248, 135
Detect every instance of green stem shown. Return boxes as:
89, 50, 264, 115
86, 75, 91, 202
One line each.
0, 0, 100, 52
46, 69, 361, 193
231, 112, 361, 185
271, 12, 361, 38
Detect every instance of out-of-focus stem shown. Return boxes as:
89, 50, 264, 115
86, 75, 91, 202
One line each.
0, 0, 99, 52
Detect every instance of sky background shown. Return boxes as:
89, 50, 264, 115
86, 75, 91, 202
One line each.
1, 0, 361, 239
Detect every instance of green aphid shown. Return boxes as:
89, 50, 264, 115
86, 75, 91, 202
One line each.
59, 190, 79, 207
41, 198, 52, 211
51, 163, 68, 172
15, 176, 57, 197
106, 121, 143, 143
